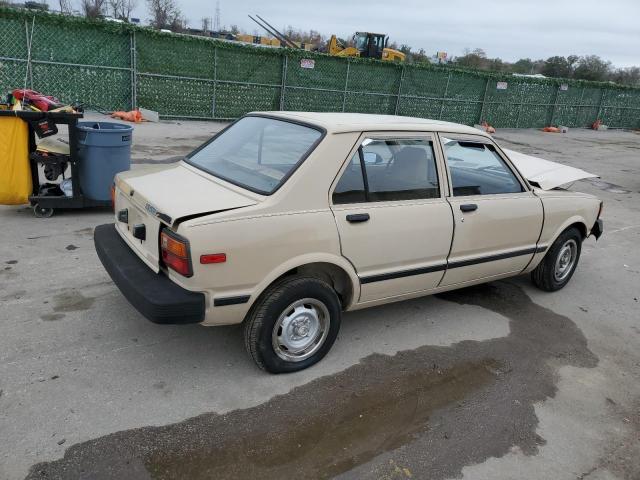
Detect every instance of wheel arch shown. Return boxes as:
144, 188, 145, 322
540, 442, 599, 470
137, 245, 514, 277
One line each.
247, 254, 360, 313
526, 216, 588, 274
530, 218, 585, 291
567, 221, 588, 239
547, 216, 589, 246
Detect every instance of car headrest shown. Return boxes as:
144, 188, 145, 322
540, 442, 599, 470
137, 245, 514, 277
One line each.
390, 147, 429, 180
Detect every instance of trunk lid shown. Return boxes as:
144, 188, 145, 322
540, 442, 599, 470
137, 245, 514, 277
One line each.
118, 163, 259, 224
113, 163, 258, 271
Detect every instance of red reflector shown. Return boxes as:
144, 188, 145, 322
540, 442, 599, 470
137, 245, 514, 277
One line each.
200, 253, 226, 264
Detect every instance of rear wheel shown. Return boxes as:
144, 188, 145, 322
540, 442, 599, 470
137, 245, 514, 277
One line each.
531, 227, 582, 291
244, 276, 342, 373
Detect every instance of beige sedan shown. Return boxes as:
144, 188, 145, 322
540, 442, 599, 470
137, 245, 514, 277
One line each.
94, 112, 603, 373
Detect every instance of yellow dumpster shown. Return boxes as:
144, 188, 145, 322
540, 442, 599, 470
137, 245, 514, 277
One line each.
0, 116, 32, 205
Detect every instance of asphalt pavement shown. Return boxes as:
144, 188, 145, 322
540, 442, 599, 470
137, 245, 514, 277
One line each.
1, 116, 639, 479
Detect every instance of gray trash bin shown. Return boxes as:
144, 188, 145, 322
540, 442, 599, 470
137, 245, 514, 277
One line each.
77, 121, 133, 201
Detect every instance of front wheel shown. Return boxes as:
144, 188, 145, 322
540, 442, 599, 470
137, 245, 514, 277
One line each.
244, 276, 342, 373
531, 227, 582, 291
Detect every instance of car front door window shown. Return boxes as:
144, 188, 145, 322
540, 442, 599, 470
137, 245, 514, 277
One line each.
441, 138, 523, 196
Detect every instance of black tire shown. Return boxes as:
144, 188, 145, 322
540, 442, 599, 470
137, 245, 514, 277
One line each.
33, 204, 54, 218
531, 227, 582, 292
243, 276, 342, 373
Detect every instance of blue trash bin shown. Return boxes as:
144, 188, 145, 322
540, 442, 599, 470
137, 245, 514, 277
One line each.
77, 121, 133, 201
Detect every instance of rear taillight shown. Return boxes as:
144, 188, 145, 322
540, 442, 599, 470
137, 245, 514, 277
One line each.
160, 229, 192, 277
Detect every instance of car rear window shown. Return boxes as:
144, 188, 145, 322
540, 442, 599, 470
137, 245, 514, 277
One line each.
186, 116, 323, 195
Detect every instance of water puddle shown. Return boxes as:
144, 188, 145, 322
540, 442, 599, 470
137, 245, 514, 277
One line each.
39, 290, 96, 320
147, 360, 498, 479
26, 282, 597, 480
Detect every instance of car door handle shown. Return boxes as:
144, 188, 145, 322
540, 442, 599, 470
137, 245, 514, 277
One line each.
346, 213, 370, 223
460, 204, 478, 212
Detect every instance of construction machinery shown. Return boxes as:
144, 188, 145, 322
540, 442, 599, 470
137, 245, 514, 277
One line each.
329, 32, 405, 62
247, 15, 404, 61
248, 15, 314, 51
235, 33, 281, 48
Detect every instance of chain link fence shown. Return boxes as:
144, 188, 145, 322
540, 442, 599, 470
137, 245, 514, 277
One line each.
2, 9, 639, 128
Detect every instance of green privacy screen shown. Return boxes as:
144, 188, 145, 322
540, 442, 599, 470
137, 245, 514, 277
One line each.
1, 8, 639, 128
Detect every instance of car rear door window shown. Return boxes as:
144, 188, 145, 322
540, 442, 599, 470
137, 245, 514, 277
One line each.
332, 138, 440, 204
441, 138, 524, 196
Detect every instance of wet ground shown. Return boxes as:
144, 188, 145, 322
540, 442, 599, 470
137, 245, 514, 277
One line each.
24, 282, 598, 480
1, 119, 639, 479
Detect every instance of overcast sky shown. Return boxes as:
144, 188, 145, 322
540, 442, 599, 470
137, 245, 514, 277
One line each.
131, 0, 640, 67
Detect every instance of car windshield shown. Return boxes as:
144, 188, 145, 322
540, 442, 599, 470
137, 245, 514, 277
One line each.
186, 116, 323, 195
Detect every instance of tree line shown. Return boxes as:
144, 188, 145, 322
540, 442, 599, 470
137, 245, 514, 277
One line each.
451, 48, 639, 86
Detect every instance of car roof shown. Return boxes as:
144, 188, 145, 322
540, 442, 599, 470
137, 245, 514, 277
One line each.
254, 111, 488, 136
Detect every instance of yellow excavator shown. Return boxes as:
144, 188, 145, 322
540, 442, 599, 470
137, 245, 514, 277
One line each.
329, 32, 405, 62
248, 16, 405, 62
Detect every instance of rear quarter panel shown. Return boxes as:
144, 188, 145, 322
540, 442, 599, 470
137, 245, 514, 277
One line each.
177, 210, 357, 325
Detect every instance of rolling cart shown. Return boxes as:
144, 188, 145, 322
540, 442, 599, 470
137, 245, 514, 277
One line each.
0, 110, 113, 217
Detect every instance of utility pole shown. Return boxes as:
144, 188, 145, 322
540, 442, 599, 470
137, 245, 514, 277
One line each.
201, 17, 210, 35
214, 1, 221, 32
58, 0, 72, 14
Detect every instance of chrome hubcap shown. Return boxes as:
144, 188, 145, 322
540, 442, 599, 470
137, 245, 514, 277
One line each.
554, 239, 577, 282
272, 298, 329, 362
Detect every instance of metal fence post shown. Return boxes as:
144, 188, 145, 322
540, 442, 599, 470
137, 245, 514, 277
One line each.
23, 18, 35, 90
478, 77, 490, 124
394, 64, 405, 115
342, 58, 350, 112
130, 31, 137, 110
549, 84, 561, 126
279, 54, 288, 111
573, 86, 585, 127
438, 71, 452, 120
595, 88, 606, 124
515, 83, 525, 128
212, 46, 217, 118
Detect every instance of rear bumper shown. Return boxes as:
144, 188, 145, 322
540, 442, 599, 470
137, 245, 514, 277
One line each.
94, 223, 205, 324
591, 218, 603, 240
